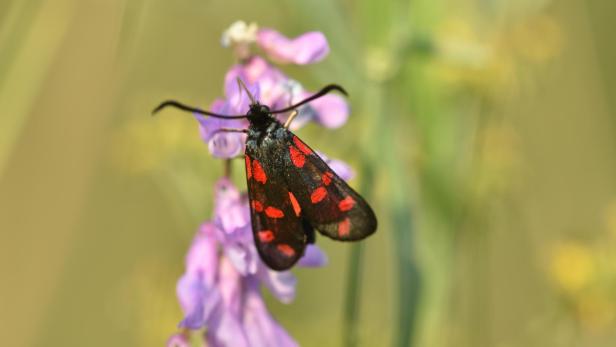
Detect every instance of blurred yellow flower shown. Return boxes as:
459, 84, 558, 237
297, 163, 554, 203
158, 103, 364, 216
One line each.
549, 242, 594, 294
548, 230, 616, 332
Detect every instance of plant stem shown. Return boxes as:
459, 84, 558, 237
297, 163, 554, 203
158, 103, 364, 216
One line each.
342, 77, 379, 347
223, 158, 232, 178
380, 82, 421, 347
343, 242, 365, 347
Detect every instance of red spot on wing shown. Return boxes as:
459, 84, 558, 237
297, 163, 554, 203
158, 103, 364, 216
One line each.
245, 156, 252, 179
288, 192, 301, 217
338, 196, 356, 211
258, 230, 274, 243
277, 244, 295, 257
293, 136, 313, 155
265, 206, 284, 218
322, 171, 334, 186
289, 146, 305, 168
251, 200, 264, 212
252, 159, 267, 184
338, 218, 351, 237
310, 186, 328, 204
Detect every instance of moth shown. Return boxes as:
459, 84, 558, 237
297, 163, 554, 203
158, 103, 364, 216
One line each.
154, 79, 377, 270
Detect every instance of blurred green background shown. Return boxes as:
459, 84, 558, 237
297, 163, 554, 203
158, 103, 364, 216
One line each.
1, 0, 616, 346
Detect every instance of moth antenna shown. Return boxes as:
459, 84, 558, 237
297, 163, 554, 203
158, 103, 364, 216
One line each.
270, 84, 348, 114
237, 77, 257, 105
152, 100, 248, 119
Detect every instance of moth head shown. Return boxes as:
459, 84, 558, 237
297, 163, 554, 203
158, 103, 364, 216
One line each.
247, 103, 273, 126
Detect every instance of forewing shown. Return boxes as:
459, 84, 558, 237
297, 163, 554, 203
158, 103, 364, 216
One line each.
244, 153, 313, 271
282, 132, 377, 241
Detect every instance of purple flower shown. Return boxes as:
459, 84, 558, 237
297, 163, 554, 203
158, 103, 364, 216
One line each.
166, 333, 190, 347
194, 99, 246, 159
196, 21, 350, 158
256, 28, 329, 65
168, 22, 356, 346
319, 151, 355, 181
296, 245, 328, 267
173, 178, 327, 345
176, 223, 220, 329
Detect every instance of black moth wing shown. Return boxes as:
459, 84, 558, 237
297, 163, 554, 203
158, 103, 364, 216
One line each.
244, 134, 314, 271
281, 129, 377, 241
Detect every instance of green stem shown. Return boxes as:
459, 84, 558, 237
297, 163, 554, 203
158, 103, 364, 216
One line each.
223, 158, 232, 178
391, 205, 420, 347
380, 82, 421, 347
343, 159, 374, 347
343, 242, 365, 347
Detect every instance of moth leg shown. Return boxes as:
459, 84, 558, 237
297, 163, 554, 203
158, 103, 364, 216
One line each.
283, 110, 299, 129
210, 128, 249, 136
281, 84, 300, 129
302, 218, 316, 244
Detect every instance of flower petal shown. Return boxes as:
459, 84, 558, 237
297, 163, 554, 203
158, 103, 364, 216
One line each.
208, 132, 245, 158
257, 28, 329, 65
317, 152, 355, 181
214, 179, 251, 234
195, 100, 248, 158
224, 66, 261, 114
205, 306, 249, 347
225, 57, 290, 108
166, 333, 190, 347
327, 158, 354, 181
221, 20, 258, 47
204, 260, 250, 347
177, 273, 221, 329
308, 93, 349, 128
224, 226, 259, 276
218, 257, 243, 314
242, 281, 299, 347
194, 99, 228, 141
187, 223, 219, 284
285, 89, 349, 130
297, 245, 328, 267
258, 266, 296, 304
212, 180, 260, 275
176, 223, 222, 329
